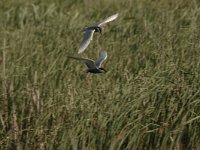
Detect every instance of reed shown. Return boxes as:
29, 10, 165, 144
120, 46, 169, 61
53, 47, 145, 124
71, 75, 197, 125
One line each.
0, 0, 199, 149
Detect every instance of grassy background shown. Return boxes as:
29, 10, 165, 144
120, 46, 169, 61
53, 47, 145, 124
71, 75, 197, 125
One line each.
0, 0, 200, 149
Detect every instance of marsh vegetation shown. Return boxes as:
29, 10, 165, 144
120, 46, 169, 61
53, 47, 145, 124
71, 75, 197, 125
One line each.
0, 0, 200, 149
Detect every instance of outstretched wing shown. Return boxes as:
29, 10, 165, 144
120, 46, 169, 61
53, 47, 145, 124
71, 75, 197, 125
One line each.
78, 30, 95, 54
94, 13, 118, 27
68, 56, 96, 69
95, 51, 107, 68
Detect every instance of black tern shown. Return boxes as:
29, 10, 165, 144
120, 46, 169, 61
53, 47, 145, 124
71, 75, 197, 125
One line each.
78, 13, 118, 54
69, 51, 107, 73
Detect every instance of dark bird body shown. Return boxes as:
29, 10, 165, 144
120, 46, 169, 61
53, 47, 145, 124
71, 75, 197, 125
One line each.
86, 68, 106, 73
69, 51, 107, 74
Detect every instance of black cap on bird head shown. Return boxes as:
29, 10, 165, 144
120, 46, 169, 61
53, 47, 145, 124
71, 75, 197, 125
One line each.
99, 67, 107, 73
95, 27, 102, 34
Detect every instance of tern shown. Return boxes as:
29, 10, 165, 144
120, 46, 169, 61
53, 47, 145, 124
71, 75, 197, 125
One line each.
69, 51, 107, 73
78, 13, 118, 54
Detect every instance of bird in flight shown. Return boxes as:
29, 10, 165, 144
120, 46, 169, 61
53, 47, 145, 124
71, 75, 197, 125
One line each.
68, 51, 107, 73
78, 13, 118, 54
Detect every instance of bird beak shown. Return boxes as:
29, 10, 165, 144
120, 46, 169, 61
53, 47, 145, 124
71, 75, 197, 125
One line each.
99, 28, 102, 34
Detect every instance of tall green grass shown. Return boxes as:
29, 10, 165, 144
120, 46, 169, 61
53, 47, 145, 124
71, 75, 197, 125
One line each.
0, 0, 200, 149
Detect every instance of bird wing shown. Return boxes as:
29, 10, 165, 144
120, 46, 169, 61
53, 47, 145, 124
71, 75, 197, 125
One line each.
95, 51, 107, 68
68, 56, 96, 69
94, 13, 119, 27
78, 30, 95, 54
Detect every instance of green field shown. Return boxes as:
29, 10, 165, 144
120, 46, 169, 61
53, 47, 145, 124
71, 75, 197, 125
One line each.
0, 0, 200, 149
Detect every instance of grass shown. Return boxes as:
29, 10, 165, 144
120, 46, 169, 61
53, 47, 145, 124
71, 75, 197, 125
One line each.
0, 0, 200, 149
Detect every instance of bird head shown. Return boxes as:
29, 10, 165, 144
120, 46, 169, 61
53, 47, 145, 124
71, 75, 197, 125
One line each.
99, 68, 107, 73
96, 27, 102, 34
